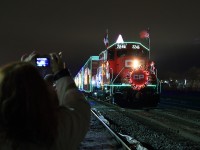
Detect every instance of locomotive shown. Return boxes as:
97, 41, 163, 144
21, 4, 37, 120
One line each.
74, 35, 160, 107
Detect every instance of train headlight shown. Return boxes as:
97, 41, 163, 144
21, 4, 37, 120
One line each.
133, 59, 140, 69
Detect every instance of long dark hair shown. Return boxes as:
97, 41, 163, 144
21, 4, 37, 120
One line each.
0, 62, 58, 148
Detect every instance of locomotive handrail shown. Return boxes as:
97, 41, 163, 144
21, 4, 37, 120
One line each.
111, 67, 125, 84
110, 68, 113, 84
155, 69, 161, 94
109, 67, 114, 97
110, 67, 125, 96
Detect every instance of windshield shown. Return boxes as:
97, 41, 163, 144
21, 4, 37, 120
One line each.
117, 48, 149, 58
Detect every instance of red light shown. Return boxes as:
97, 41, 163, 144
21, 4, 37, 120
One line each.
130, 70, 149, 90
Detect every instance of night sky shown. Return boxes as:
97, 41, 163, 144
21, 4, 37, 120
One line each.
1, 0, 200, 78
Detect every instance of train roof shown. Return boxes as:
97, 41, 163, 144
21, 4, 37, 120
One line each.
75, 56, 99, 76
106, 42, 150, 51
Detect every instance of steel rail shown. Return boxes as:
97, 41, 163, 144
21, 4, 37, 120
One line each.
91, 109, 131, 150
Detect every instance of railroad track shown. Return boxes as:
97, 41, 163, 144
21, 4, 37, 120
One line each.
80, 110, 131, 149
125, 108, 200, 143
80, 108, 148, 150
91, 109, 132, 150
87, 97, 200, 149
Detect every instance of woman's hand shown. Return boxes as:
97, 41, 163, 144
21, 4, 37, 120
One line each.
49, 52, 65, 74
21, 51, 38, 66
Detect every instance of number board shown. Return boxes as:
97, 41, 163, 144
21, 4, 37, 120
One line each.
115, 43, 141, 50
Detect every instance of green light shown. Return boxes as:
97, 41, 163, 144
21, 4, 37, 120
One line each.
83, 56, 99, 68
106, 42, 149, 51
104, 84, 131, 87
146, 85, 157, 87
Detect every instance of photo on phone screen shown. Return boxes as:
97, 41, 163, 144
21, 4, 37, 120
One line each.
36, 58, 50, 67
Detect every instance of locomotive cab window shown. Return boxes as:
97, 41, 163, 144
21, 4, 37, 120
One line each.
132, 49, 149, 58
108, 50, 114, 60
99, 53, 104, 60
117, 49, 127, 57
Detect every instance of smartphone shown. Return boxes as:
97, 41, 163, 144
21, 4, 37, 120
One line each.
36, 57, 50, 67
